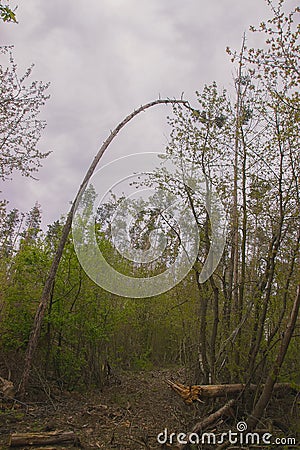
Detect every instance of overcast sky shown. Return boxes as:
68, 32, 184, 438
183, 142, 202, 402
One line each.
1, 0, 280, 227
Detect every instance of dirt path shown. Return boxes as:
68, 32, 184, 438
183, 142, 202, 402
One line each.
0, 369, 195, 449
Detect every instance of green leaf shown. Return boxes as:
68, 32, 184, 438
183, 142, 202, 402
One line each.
0, 5, 17, 23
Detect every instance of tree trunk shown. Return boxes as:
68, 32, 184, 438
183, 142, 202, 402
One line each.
18, 98, 188, 398
167, 379, 293, 404
179, 399, 236, 449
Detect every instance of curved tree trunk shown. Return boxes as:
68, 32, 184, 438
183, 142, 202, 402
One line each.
18, 98, 188, 398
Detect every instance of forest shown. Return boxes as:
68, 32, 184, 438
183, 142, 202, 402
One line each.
0, 1, 299, 449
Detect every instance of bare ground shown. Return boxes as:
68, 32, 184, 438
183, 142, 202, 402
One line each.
0, 369, 299, 450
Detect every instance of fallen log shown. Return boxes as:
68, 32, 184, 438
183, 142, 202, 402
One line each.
179, 399, 236, 449
9, 430, 79, 447
190, 399, 235, 433
167, 380, 293, 404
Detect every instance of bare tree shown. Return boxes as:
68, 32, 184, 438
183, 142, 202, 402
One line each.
0, 47, 50, 180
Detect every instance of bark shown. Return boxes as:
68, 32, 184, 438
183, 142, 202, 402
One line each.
18, 98, 188, 398
9, 431, 78, 447
247, 284, 300, 430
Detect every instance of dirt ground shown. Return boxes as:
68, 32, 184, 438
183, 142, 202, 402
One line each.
0, 368, 196, 450
0, 369, 299, 450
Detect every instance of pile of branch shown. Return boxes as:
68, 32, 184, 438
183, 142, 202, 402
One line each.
167, 379, 293, 404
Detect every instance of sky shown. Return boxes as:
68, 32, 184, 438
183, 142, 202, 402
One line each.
0, 0, 278, 227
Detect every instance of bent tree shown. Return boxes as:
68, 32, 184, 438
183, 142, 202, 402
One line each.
19, 98, 189, 397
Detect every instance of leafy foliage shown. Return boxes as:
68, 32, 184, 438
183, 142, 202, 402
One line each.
0, 47, 50, 180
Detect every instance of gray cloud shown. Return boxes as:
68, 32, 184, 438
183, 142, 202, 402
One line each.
0, 0, 284, 227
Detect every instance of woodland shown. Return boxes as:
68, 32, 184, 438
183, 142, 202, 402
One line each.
0, 1, 299, 449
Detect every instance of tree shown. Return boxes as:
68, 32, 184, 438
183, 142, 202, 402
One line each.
0, 47, 50, 181
242, 0, 300, 430
0, 3, 17, 23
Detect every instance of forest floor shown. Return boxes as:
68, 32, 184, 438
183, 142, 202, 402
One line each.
0, 368, 299, 450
